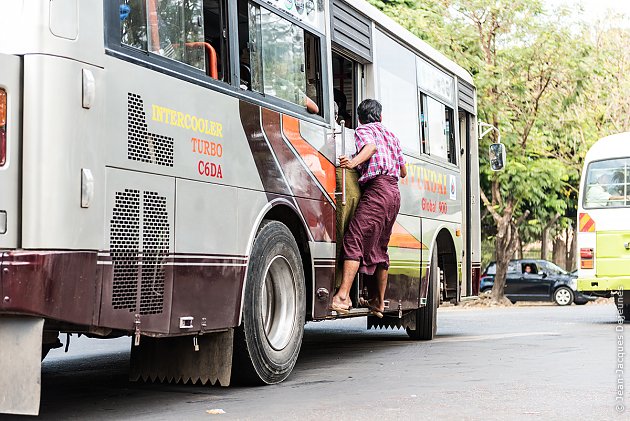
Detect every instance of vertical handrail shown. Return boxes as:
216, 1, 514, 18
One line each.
340, 120, 346, 206
185, 42, 219, 79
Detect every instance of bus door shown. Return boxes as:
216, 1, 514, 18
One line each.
331, 50, 365, 307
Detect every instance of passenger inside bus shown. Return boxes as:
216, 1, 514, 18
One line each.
585, 173, 628, 207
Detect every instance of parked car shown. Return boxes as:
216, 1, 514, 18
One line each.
479, 260, 596, 306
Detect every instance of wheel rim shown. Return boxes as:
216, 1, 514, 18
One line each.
555, 289, 571, 305
261, 255, 296, 351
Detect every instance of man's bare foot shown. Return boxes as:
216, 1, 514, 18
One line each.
331, 294, 352, 310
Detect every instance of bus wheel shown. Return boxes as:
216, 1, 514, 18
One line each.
232, 221, 306, 385
407, 250, 439, 340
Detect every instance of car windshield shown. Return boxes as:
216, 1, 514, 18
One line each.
544, 261, 568, 275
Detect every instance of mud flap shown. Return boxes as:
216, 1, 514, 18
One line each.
129, 329, 233, 386
0, 317, 44, 416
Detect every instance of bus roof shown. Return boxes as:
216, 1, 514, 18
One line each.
344, 0, 475, 85
585, 132, 630, 162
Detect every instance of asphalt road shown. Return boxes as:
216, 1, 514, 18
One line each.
2, 303, 626, 420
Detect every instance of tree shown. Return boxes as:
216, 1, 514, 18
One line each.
369, 0, 591, 301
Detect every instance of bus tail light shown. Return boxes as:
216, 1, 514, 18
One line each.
0, 88, 6, 167
580, 247, 594, 269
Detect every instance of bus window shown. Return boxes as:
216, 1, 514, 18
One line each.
238, 1, 321, 115
147, 0, 206, 71
583, 158, 630, 208
121, 0, 148, 51
201, 0, 230, 82
332, 52, 359, 129
421, 93, 457, 165
120, 0, 230, 81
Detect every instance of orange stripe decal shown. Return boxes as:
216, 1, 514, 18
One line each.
579, 213, 595, 232
281, 115, 336, 202
388, 222, 425, 249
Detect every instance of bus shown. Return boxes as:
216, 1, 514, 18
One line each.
577, 132, 630, 321
0, 0, 483, 414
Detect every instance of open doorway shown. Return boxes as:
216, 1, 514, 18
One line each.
332, 52, 361, 129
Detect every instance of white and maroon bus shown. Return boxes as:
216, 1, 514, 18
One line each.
0, 0, 482, 414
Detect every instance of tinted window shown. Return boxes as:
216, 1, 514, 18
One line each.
239, 1, 321, 114
148, 0, 206, 71
507, 262, 520, 273
542, 261, 567, 275
121, 0, 148, 50
119, 0, 230, 81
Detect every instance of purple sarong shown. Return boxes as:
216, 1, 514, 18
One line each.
342, 175, 401, 275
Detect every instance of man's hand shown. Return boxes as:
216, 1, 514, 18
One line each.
339, 155, 355, 169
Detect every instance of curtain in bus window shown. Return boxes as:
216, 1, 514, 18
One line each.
147, 0, 206, 71
121, 0, 148, 50
426, 97, 448, 160
374, 30, 420, 155
259, 7, 306, 107
584, 158, 630, 208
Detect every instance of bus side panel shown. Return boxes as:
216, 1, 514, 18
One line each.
169, 179, 249, 333
0, 53, 21, 250
98, 168, 175, 334
385, 214, 422, 310
22, 55, 106, 250
0, 0, 105, 68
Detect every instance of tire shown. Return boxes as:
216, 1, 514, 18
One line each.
553, 286, 574, 306
407, 250, 438, 340
480, 287, 492, 295
232, 221, 306, 385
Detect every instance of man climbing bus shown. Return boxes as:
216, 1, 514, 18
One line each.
331, 99, 407, 317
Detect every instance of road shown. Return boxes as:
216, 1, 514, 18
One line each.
2, 303, 625, 420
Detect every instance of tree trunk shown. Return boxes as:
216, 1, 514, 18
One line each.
541, 212, 560, 261
552, 235, 567, 270
491, 217, 522, 302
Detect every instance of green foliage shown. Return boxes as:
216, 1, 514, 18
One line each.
370, 0, 630, 293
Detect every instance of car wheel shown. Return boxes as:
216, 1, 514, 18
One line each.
553, 286, 574, 306
407, 250, 439, 340
480, 287, 492, 295
232, 221, 306, 385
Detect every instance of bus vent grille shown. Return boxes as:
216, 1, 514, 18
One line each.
139, 191, 169, 315
111, 189, 141, 310
127, 93, 174, 167
110, 189, 169, 314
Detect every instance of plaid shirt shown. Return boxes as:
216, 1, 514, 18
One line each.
354, 122, 405, 184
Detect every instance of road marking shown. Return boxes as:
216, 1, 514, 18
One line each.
433, 332, 560, 343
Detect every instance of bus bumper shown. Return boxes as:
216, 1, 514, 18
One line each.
577, 277, 630, 293
0, 250, 98, 326
0, 316, 44, 415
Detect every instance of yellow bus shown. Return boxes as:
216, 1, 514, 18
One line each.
577, 132, 630, 321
